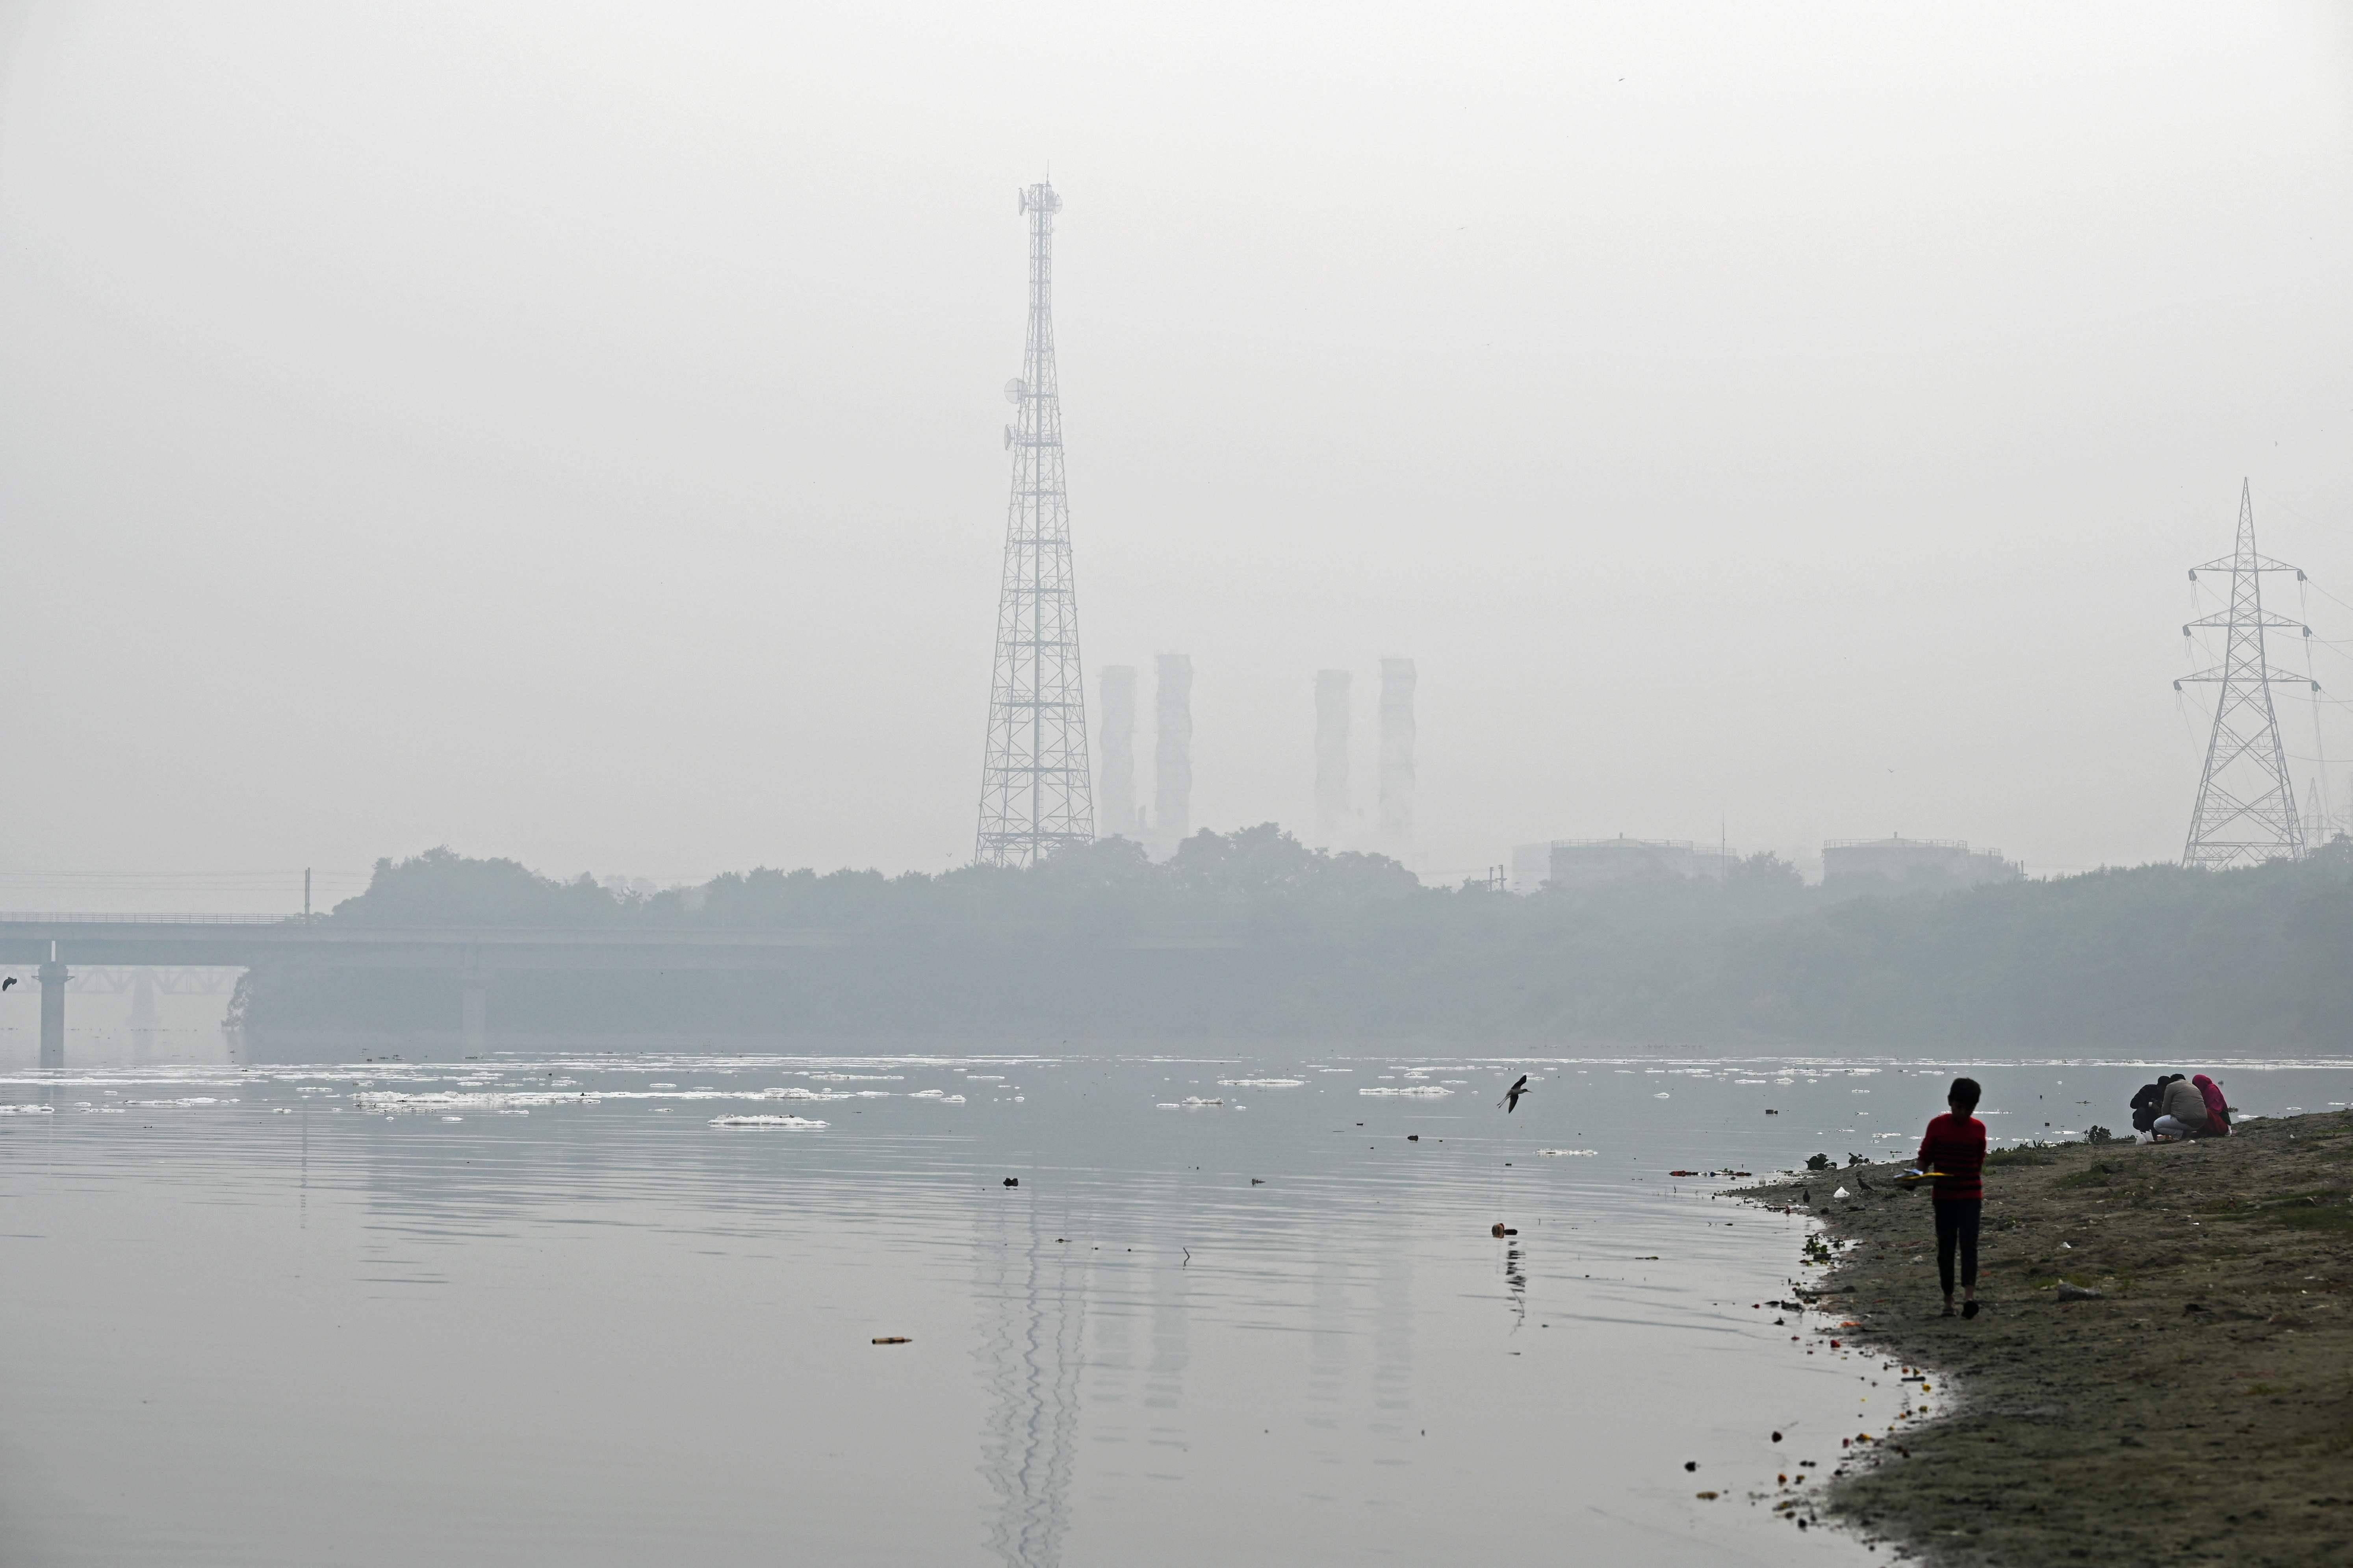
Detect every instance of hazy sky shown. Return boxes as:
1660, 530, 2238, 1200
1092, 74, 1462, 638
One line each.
3, 2, 2350, 908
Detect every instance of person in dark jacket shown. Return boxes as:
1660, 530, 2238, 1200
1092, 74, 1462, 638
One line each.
1917, 1077, 1989, 1319
2130, 1074, 2184, 1136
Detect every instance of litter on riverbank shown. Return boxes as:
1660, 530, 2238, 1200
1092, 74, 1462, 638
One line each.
1741, 1111, 2353, 1567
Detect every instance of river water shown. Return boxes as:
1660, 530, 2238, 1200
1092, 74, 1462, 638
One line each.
3, 1051, 2346, 1566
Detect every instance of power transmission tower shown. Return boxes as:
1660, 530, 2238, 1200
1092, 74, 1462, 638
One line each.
976, 181, 1094, 866
2177, 480, 2318, 868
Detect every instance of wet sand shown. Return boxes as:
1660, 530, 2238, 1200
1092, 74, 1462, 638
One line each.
1745, 1111, 2353, 1566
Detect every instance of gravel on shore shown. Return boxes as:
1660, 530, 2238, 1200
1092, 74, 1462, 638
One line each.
1742, 1110, 2353, 1568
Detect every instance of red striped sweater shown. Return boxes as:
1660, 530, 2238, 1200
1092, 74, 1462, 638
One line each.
1916, 1112, 1986, 1203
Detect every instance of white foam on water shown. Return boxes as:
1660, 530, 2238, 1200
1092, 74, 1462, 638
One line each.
1156, 1097, 1224, 1109
351, 1087, 845, 1113
708, 1115, 826, 1129
1535, 1148, 1596, 1157
1217, 1078, 1304, 1088
123, 1098, 234, 1108
1359, 1086, 1449, 1097
0, 1104, 55, 1115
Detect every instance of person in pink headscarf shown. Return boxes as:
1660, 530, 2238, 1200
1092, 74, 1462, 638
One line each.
2192, 1074, 2231, 1137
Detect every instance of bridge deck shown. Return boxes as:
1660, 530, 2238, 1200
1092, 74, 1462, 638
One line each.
0, 919, 1246, 969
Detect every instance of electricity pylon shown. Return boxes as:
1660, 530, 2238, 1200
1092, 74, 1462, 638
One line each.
2177, 480, 2318, 868
976, 181, 1094, 866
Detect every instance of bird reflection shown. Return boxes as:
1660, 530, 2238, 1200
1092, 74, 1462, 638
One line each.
1504, 1242, 1527, 1331
976, 1196, 1086, 1567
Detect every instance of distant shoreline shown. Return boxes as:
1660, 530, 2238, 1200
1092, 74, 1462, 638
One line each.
232, 841, 2353, 1049
1742, 1114, 2353, 1566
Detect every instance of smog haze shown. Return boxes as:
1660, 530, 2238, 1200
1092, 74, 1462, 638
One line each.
2, 2, 2349, 901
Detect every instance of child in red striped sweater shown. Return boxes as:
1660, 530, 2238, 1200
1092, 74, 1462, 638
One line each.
1917, 1077, 1987, 1319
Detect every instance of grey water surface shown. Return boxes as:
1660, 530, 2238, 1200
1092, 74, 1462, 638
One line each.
4, 1051, 2344, 1566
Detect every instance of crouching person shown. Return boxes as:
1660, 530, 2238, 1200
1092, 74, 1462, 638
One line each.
2152, 1073, 2208, 1141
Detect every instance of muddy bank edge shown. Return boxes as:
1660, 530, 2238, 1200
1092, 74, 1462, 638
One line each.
1737, 1111, 2353, 1568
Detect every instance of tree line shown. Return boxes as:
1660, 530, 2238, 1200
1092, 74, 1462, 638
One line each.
234, 828, 2353, 1049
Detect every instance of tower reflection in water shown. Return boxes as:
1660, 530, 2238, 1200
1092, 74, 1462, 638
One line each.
975, 1191, 1087, 1567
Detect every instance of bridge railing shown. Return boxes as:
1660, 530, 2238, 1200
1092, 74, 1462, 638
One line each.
0, 912, 303, 925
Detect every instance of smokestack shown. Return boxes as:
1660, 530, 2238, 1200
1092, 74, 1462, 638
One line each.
1154, 653, 1193, 857
1314, 670, 1351, 847
1099, 665, 1137, 840
1379, 658, 1416, 862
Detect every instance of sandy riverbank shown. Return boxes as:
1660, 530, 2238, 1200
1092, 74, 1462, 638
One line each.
1744, 1110, 2353, 1567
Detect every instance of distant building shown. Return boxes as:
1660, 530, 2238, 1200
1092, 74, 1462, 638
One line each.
1821, 837, 2023, 890
1510, 837, 1730, 892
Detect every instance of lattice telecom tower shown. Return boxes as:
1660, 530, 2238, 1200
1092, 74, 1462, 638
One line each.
976, 181, 1094, 866
2177, 480, 2318, 868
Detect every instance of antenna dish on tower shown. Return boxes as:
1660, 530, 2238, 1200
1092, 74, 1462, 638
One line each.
1004, 378, 1027, 404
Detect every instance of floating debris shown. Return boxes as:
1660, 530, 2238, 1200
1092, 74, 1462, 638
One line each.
708, 1115, 828, 1129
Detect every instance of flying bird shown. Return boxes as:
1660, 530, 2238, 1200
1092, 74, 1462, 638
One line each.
1498, 1074, 1531, 1113
1, 976, 15, 990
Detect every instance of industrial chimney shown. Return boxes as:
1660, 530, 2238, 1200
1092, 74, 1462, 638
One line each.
1154, 654, 1193, 858
1378, 658, 1416, 862
1314, 670, 1351, 847
1099, 665, 1137, 840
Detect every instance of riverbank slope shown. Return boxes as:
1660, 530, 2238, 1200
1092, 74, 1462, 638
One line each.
1747, 1112, 2353, 1567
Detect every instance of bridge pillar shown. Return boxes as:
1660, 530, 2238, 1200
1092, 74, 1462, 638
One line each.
461, 969, 487, 1056
38, 959, 68, 1070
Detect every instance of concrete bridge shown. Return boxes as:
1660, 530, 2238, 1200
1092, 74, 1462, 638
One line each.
0, 915, 1247, 1066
